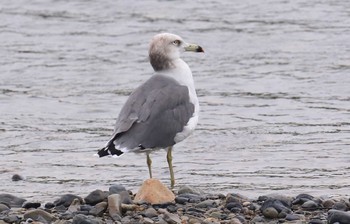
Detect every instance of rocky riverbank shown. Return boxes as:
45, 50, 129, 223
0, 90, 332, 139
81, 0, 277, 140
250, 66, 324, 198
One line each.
0, 180, 349, 224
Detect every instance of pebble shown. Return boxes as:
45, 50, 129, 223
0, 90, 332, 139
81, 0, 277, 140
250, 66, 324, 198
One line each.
22, 202, 41, 209
144, 207, 158, 218
301, 200, 319, 211
72, 214, 102, 224
177, 185, 204, 195
262, 207, 279, 219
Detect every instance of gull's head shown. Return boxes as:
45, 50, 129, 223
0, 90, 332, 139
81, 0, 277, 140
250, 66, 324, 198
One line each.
149, 33, 204, 71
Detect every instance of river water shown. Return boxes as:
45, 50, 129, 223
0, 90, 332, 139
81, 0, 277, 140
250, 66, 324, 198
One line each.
1, 0, 349, 202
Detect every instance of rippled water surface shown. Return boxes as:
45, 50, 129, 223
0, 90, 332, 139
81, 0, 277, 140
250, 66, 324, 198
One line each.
1, 0, 350, 201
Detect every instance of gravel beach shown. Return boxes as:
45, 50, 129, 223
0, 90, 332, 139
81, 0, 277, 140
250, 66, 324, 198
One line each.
1, 183, 349, 224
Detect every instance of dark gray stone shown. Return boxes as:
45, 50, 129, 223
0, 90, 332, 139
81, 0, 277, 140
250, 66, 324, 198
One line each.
11, 174, 24, 181
54, 194, 83, 207
260, 198, 291, 213
72, 214, 102, 224
328, 209, 350, 224
177, 193, 204, 203
22, 202, 41, 209
3, 215, 20, 223
175, 197, 188, 204
285, 213, 301, 221
332, 201, 348, 211
84, 189, 108, 205
0, 193, 26, 208
119, 191, 132, 204
144, 207, 158, 218
177, 185, 204, 195
301, 200, 319, 211
89, 202, 107, 216
292, 193, 314, 205
226, 202, 243, 213
195, 199, 216, 208
109, 185, 127, 194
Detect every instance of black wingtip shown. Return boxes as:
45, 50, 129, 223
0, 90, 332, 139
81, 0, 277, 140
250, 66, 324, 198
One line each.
97, 142, 124, 158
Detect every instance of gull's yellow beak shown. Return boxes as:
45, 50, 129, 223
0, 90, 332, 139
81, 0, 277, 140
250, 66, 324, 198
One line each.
184, 43, 204, 53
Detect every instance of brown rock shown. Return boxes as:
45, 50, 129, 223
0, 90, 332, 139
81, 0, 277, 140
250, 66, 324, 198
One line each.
134, 179, 175, 204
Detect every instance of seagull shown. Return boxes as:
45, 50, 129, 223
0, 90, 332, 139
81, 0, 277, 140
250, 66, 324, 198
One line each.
97, 33, 204, 188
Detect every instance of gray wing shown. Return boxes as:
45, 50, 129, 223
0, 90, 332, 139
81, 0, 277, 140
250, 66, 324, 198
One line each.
111, 75, 195, 151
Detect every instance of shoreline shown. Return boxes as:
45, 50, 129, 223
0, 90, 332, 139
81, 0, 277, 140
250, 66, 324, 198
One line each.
0, 182, 349, 224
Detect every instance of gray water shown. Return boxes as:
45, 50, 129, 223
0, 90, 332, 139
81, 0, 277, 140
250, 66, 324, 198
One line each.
1, 0, 350, 202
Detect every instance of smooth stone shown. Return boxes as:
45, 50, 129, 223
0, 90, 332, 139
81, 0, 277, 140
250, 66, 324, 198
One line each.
44, 202, 55, 209
109, 185, 127, 194
209, 211, 227, 219
260, 198, 291, 213
308, 219, 324, 224
301, 200, 319, 211
84, 189, 108, 205
108, 194, 122, 217
328, 209, 350, 224
143, 217, 155, 224
72, 214, 102, 224
119, 191, 132, 204
0, 203, 10, 212
332, 201, 347, 211
134, 179, 175, 205
22, 202, 41, 209
11, 174, 24, 181
89, 202, 107, 216
262, 207, 279, 219
167, 204, 177, 213
229, 218, 243, 224
3, 215, 19, 223
68, 198, 81, 213
0, 193, 26, 208
195, 199, 217, 209
226, 202, 243, 213
177, 185, 204, 195
285, 213, 301, 221
144, 207, 158, 218
177, 193, 203, 203
24, 209, 56, 223
158, 208, 181, 224
175, 197, 188, 204
54, 194, 83, 207
292, 193, 314, 205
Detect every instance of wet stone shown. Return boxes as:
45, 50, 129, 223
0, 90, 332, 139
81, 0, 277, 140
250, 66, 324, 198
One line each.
84, 189, 108, 206
260, 198, 291, 213
226, 202, 243, 213
195, 199, 217, 209
175, 196, 188, 204
293, 193, 314, 205
177, 193, 203, 203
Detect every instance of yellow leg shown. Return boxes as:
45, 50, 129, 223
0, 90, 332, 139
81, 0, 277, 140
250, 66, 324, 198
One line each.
167, 146, 175, 188
146, 152, 152, 178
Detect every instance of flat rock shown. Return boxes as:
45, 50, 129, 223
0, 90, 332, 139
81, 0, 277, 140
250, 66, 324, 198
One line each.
24, 209, 56, 223
84, 189, 109, 205
72, 214, 102, 224
134, 179, 175, 204
328, 209, 350, 224
0, 193, 26, 208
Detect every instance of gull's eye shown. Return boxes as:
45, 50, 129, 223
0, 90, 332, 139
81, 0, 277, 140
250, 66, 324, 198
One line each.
172, 40, 181, 46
